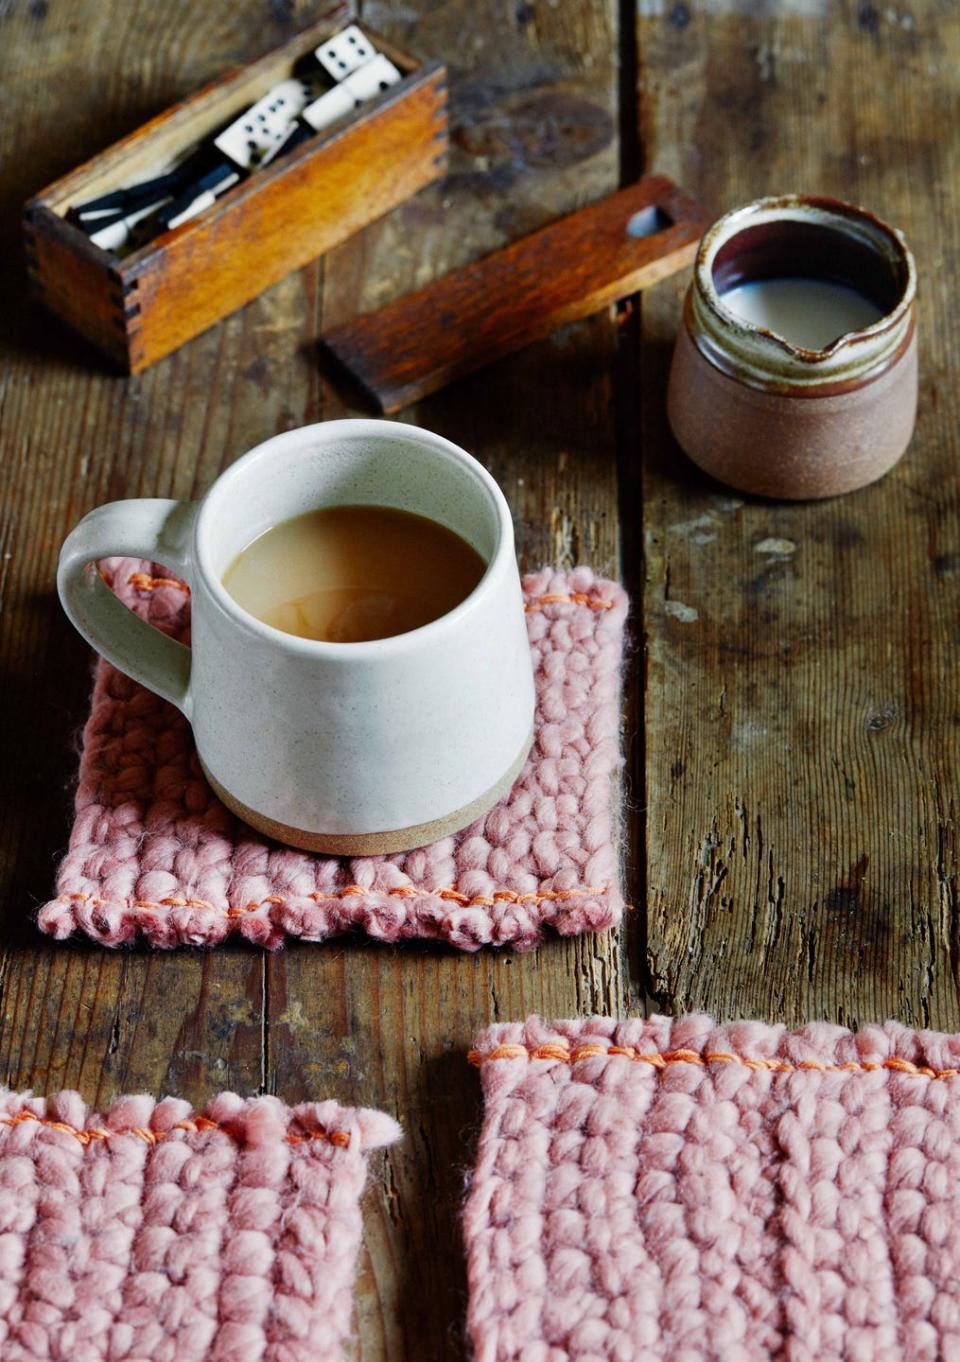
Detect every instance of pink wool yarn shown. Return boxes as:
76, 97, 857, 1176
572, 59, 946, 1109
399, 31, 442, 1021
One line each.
39, 560, 627, 951
465, 1015, 960, 1362
0, 1087, 400, 1362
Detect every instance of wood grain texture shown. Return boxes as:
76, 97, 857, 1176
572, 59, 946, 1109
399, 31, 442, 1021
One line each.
23, 208, 129, 367
0, 2, 630, 1359
322, 174, 703, 411
635, 0, 960, 1034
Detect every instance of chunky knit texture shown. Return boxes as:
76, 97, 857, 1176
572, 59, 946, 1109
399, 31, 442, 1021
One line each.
0, 1087, 400, 1362
465, 1015, 960, 1362
39, 560, 627, 951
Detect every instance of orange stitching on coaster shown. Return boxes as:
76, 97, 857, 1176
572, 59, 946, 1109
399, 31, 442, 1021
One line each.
58, 885, 608, 917
125, 572, 614, 613
287, 1128, 352, 1149
0, 1109, 351, 1149
128, 572, 188, 593
524, 592, 614, 612
466, 1044, 960, 1082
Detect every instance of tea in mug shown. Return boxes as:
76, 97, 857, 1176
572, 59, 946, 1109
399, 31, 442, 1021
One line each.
222, 504, 486, 643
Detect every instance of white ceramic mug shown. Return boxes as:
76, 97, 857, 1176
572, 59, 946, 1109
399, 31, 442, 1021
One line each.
58, 419, 536, 854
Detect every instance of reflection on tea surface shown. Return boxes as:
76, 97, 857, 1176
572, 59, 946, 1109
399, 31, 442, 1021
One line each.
223, 504, 486, 643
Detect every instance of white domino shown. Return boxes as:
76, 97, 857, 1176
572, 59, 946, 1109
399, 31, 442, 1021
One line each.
165, 172, 241, 229
315, 24, 376, 80
301, 83, 357, 132
214, 78, 312, 169
342, 53, 402, 101
90, 199, 168, 252
302, 52, 401, 135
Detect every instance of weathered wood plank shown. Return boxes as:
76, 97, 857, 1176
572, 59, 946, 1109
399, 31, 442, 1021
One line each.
271, 2, 632, 1356
636, 0, 960, 1031
0, 2, 339, 1103
0, 2, 633, 1360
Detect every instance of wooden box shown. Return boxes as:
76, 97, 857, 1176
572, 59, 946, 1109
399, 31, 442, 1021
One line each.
23, 8, 448, 373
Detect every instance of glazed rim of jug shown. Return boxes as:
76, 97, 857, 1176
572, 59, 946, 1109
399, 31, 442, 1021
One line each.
691, 194, 916, 389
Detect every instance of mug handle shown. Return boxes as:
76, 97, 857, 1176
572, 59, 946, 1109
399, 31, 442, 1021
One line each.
57, 498, 198, 715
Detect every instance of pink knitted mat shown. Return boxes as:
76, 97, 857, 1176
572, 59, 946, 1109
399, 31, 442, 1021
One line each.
465, 1014, 960, 1362
39, 560, 627, 951
0, 1087, 400, 1362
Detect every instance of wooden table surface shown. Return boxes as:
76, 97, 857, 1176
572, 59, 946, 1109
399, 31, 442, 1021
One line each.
1, 1, 958, 1357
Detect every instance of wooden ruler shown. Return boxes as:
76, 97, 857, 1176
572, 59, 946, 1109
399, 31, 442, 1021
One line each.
321, 174, 706, 413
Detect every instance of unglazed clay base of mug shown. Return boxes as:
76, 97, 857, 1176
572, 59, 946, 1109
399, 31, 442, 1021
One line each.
199, 730, 534, 856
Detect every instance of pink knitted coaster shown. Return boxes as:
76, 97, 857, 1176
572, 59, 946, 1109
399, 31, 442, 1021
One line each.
465, 1015, 960, 1362
39, 560, 626, 951
0, 1087, 400, 1362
